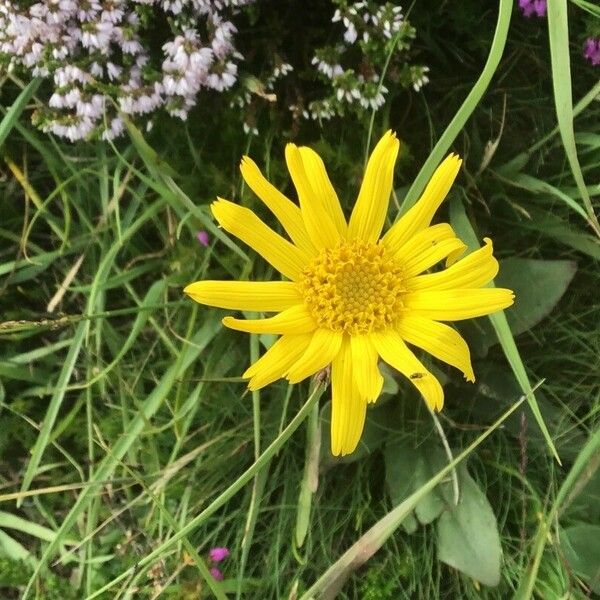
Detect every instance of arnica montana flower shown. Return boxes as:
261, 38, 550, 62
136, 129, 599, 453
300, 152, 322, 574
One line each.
185, 132, 514, 456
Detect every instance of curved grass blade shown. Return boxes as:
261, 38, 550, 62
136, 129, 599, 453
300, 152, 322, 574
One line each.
0, 77, 41, 149
546, 0, 600, 237
399, 0, 513, 213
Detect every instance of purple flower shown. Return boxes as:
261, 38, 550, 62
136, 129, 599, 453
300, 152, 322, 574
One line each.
197, 230, 210, 247
519, 0, 547, 17
210, 567, 224, 581
583, 38, 600, 66
209, 546, 230, 562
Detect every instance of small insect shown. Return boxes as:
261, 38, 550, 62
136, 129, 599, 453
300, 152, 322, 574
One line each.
410, 372, 426, 380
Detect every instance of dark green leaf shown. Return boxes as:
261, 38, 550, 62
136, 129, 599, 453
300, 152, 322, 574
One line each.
385, 439, 453, 529
559, 525, 600, 593
437, 466, 501, 586
496, 258, 576, 336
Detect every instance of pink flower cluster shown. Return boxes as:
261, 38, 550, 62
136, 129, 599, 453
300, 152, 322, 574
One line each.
208, 546, 229, 581
518, 0, 547, 18
583, 38, 600, 66
0, 0, 254, 141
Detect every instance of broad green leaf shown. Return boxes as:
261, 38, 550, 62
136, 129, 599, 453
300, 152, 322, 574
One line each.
559, 525, 600, 594
385, 439, 453, 529
496, 258, 576, 337
437, 466, 502, 587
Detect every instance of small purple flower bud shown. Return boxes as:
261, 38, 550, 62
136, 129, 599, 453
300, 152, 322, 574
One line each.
209, 547, 230, 562
197, 230, 210, 247
210, 567, 223, 581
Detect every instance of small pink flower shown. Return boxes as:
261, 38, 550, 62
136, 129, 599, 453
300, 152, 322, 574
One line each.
196, 230, 210, 247
210, 567, 223, 581
209, 547, 230, 562
583, 38, 600, 66
518, 0, 546, 17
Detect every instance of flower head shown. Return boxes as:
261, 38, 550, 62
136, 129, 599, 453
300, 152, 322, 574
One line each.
197, 230, 210, 247
210, 567, 224, 581
209, 547, 230, 562
185, 132, 514, 456
518, 0, 547, 17
583, 38, 600, 66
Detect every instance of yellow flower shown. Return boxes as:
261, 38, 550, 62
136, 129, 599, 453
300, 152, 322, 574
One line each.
185, 131, 514, 456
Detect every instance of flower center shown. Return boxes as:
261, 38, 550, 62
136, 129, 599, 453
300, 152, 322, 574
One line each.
298, 240, 405, 335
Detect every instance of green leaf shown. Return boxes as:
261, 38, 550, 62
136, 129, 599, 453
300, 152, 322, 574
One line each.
385, 439, 453, 529
559, 525, 600, 593
496, 258, 577, 336
437, 466, 502, 587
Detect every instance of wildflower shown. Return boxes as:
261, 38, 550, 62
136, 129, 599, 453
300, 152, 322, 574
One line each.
518, 0, 547, 18
197, 230, 210, 247
210, 567, 224, 581
185, 132, 514, 456
209, 547, 230, 562
583, 38, 600, 66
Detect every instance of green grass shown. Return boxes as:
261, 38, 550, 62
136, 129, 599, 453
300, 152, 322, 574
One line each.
1, 1, 599, 598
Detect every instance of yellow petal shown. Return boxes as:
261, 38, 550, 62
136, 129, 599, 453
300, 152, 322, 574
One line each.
285, 144, 341, 249
400, 236, 467, 279
371, 330, 444, 411
222, 304, 317, 335
184, 281, 301, 311
406, 238, 498, 291
384, 222, 454, 259
286, 328, 343, 384
331, 337, 368, 456
244, 334, 313, 390
350, 335, 384, 402
348, 131, 400, 243
212, 198, 310, 280
383, 154, 462, 249
239, 156, 316, 254
397, 315, 474, 382
403, 288, 515, 320
298, 147, 348, 237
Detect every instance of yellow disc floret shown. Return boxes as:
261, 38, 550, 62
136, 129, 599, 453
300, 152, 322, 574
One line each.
298, 240, 405, 335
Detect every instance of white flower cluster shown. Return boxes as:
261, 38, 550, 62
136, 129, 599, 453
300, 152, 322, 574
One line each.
303, 0, 428, 122
0, 0, 254, 141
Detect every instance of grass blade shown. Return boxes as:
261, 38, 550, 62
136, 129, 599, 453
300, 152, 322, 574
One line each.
399, 0, 513, 212
299, 389, 530, 600
450, 198, 560, 463
546, 0, 600, 237
18, 321, 86, 504
514, 426, 600, 599
0, 78, 41, 149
